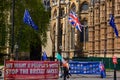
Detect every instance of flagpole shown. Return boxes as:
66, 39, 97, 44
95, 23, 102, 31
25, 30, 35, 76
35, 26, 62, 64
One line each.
112, 0, 117, 80
11, 0, 15, 60
103, 0, 107, 72
66, 0, 70, 60
57, 0, 64, 77
112, 1, 115, 57
57, 0, 62, 56
104, 0, 107, 63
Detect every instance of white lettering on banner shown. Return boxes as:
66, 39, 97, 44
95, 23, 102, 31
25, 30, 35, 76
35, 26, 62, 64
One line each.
49, 63, 58, 68
30, 69, 45, 74
14, 63, 26, 68
5, 61, 59, 79
6, 69, 18, 75
6, 63, 13, 68
46, 69, 58, 73
20, 69, 28, 74
28, 63, 45, 68
45, 64, 48, 67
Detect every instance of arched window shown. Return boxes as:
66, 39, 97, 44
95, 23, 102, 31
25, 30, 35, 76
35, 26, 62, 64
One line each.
81, 2, 89, 12
71, 3, 76, 12
43, 0, 50, 6
53, 9, 57, 18
80, 20, 88, 42
52, 0, 57, 3
83, 20, 88, 42
71, 27, 75, 49
60, 8, 65, 17
46, 1, 50, 6
53, 23, 56, 40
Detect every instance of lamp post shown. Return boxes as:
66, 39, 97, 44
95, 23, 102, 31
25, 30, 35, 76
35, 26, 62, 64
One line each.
66, 0, 70, 60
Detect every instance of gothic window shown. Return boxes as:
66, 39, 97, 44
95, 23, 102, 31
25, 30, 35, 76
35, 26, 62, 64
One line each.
71, 3, 76, 12
116, 1, 120, 14
81, 2, 89, 12
47, 1, 50, 6
43, 0, 50, 11
52, 0, 57, 5
71, 28, 75, 49
60, 8, 65, 17
80, 20, 88, 42
80, 28, 84, 42
84, 20, 88, 42
53, 9, 57, 18
52, 0, 57, 3
59, 23, 63, 48
43, 0, 50, 6
53, 23, 56, 40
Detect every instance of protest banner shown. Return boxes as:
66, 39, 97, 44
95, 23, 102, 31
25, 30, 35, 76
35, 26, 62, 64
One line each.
4, 61, 59, 80
69, 61, 106, 78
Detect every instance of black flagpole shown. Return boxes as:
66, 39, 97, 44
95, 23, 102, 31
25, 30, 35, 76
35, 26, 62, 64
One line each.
11, 0, 15, 60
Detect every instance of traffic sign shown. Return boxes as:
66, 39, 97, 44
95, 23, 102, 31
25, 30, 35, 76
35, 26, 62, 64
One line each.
112, 56, 117, 64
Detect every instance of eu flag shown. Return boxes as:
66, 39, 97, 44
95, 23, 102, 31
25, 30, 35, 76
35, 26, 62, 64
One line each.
23, 9, 38, 31
42, 51, 47, 61
109, 14, 119, 38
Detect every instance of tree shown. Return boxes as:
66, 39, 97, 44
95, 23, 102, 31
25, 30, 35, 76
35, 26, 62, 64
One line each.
1, 0, 50, 60
0, 0, 11, 63
14, 0, 50, 60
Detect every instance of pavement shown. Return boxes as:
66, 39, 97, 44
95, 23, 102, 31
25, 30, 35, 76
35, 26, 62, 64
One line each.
1, 71, 120, 80
58, 71, 120, 80
0, 65, 120, 80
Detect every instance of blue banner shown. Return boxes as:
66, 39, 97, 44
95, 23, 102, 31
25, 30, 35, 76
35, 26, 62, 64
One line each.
69, 61, 105, 75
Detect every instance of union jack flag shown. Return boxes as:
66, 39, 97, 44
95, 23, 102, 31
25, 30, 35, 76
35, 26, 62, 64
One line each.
68, 11, 82, 32
99, 63, 105, 71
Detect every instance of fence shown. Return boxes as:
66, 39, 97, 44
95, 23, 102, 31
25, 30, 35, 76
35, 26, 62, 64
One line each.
72, 57, 120, 70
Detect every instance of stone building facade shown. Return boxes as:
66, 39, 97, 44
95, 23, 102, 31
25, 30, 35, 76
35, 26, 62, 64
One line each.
50, 0, 120, 59
88, 0, 120, 57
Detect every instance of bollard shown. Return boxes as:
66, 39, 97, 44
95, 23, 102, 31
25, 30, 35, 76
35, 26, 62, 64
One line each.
0, 70, 2, 76
114, 64, 117, 80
